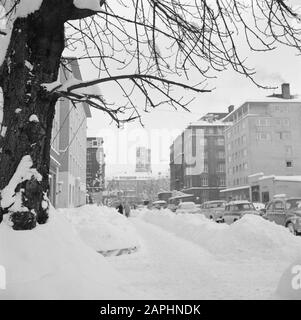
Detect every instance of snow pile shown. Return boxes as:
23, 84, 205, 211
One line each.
58, 205, 140, 252
0, 206, 144, 299
137, 209, 301, 261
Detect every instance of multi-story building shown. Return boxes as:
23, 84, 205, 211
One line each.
49, 58, 91, 208
221, 83, 301, 201
170, 112, 231, 203
86, 137, 105, 194
136, 147, 151, 173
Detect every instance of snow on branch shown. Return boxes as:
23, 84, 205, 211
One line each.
73, 0, 105, 12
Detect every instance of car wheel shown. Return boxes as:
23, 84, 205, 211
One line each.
287, 222, 296, 235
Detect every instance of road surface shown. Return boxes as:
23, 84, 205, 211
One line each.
109, 217, 283, 299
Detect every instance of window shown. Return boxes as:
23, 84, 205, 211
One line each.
217, 163, 225, 172
204, 164, 208, 173
219, 177, 226, 186
286, 160, 293, 168
276, 131, 291, 140
276, 118, 290, 126
256, 119, 270, 126
201, 176, 208, 186
274, 201, 284, 211
218, 151, 225, 159
256, 132, 271, 141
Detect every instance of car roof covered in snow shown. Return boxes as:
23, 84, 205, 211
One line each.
227, 200, 251, 205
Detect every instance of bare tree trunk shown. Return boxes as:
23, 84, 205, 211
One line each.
0, 2, 66, 230
0, 0, 99, 230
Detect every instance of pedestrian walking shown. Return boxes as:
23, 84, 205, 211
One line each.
124, 202, 131, 218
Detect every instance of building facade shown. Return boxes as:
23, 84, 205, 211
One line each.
221, 83, 301, 201
136, 147, 151, 173
49, 58, 91, 208
170, 112, 231, 203
86, 137, 105, 195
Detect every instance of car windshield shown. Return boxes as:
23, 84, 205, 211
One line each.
207, 202, 225, 208
285, 199, 301, 210
231, 203, 254, 211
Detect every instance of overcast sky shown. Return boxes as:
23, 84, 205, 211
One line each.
74, 3, 301, 178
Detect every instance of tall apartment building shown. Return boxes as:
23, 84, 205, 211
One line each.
221, 83, 301, 201
49, 58, 91, 208
86, 137, 105, 194
170, 112, 231, 203
136, 147, 151, 173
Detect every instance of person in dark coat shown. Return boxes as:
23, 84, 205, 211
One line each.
116, 203, 124, 215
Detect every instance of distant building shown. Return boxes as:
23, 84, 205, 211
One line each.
221, 83, 301, 201
170, 112, 231, 203
136, 147, 151, 173
106, 172, 168, 204
86, 137, 105, 195
49, 58, 91, 208
106, 174, 154, 204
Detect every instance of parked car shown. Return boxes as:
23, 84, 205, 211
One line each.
152, 200, 167, 210
262, 196, 301, 235
175, 202, 202, 214
201, 200, 227, 222
221, 200, 258, 224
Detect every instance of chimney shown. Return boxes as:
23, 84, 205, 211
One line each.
281, 83, 290, 99
228, 105, 234, 113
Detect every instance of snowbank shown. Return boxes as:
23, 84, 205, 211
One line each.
137, 209, 301, 261
0, 206, 144, 299
58, 205, 140, 252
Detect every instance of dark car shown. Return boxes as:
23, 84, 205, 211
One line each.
221, 200, 259, 224
262, 197, 301, 235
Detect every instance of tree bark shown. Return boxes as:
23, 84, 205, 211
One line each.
0, 0, 92, 230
